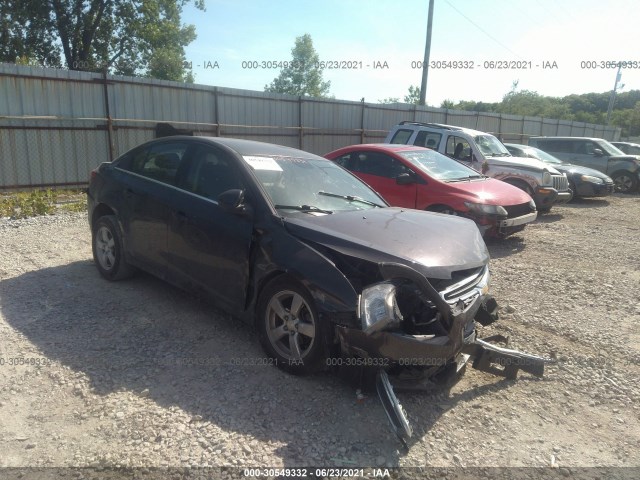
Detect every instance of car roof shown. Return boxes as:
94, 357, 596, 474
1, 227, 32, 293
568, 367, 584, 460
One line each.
141, 135, 325, 159
395, 121, 489, 137
530, 136, 607, 141
333, 143, 431, 153
327, 144, 440, 158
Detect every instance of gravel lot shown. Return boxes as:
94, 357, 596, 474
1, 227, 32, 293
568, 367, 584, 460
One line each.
0, 194, 639, 473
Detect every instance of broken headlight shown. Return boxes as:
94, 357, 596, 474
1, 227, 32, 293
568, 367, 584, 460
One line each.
463, 202, 508, 216
358, 283, 403, 334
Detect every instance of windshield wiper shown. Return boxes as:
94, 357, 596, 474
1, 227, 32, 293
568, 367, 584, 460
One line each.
274, 204, 333, 214
445, 174, 486, 183
317, 191, 384, 207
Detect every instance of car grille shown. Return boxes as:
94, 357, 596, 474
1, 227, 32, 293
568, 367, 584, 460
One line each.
438, 265, 488, 305
504, 202, 535, 218
552, 174, 569, 192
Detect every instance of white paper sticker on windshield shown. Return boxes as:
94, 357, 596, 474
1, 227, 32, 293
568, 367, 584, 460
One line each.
243, 156, 283, 171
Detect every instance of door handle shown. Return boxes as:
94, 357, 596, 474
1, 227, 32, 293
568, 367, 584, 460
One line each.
124, 188, 135, 198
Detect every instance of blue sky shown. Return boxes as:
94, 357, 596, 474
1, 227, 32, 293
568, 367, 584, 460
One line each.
182, 0, 639, 106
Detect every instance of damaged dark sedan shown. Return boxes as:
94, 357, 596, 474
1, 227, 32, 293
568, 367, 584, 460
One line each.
88, 137, 551, 444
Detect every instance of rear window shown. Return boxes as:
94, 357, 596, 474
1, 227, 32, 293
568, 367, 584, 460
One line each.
389, 129, 413, 144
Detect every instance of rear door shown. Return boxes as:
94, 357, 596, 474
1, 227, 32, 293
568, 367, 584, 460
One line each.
166, 143, 254, 312
333, 150, 417, 208
113, 141, 190, 279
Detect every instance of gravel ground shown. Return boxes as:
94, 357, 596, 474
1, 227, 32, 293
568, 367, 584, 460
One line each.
0, 194, 639, 473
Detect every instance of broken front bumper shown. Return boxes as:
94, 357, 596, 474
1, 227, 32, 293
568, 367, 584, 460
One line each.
339, 262, 554, 447
497, 211, 537, 228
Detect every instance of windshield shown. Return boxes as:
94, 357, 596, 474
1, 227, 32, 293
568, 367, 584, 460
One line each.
398, 149, 484, 181
474, 134, 511, 157
597, 140, 626, 156
243, 154, 385, 214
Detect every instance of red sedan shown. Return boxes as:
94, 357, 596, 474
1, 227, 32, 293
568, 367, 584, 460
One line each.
325, 144, 537, 238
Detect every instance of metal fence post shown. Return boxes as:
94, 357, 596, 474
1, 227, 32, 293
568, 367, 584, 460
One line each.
298, 96, 303, 149
214, 86, 220, 137
360, 98, 366, 144
102, 69, 115, 161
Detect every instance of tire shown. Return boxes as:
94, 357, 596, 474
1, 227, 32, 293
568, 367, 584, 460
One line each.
92, 215, 136, 281
256, 276, 327, 375
610, 170, 638, 193
568, 180, 577, 201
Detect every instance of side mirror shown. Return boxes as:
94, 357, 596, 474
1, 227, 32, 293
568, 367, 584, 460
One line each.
395, 173, 415, 185
217, 189, 249, 214
593, 148, 604, 157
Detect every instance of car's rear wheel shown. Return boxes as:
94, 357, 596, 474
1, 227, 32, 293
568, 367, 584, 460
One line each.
610, 170, 638, 193
92, 215, 136, 281
257, 277, 326, 375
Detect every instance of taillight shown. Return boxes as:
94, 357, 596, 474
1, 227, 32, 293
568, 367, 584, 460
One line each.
90, 169, 98, 182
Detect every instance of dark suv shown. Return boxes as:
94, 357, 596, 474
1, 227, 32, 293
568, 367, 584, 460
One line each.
529, 137, 640, 193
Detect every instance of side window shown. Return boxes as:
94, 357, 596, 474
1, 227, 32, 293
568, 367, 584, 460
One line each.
353, 152, 411, 179
116, 148, 147, 172
389, 129, 414, 144
445, 136, 472, 160
126, 142, 188, 185
584, 142, 596, 155
184, 146, 245, 201
414, 131, 442, 149
333, 153, 354, 170
541, 140, 571, 153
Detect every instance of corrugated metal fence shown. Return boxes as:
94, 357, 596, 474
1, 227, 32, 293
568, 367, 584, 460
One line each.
0, 63, 622, 190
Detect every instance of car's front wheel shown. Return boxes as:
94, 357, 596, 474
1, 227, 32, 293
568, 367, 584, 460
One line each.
92, 215, 136, 281
610, 170, 638, 193
257, 277, 327, 375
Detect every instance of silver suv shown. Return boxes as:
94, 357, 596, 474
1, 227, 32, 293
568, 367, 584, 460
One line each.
529, 137, 640, 193
386, 122, 571, 211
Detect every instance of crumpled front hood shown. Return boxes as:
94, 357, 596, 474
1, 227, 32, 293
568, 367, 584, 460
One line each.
283, 208, 489, 280
488, 155, 561, 174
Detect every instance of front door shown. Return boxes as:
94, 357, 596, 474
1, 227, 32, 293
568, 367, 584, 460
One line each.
166, 143, 254, 311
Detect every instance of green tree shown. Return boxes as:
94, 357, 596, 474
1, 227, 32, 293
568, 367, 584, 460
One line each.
0, 0, 204, 82
0, 1, 61, 67
265, 34, 331, 97
379, 85, 421, 105
440, 99, 455, 109
404, 85, 421, 104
